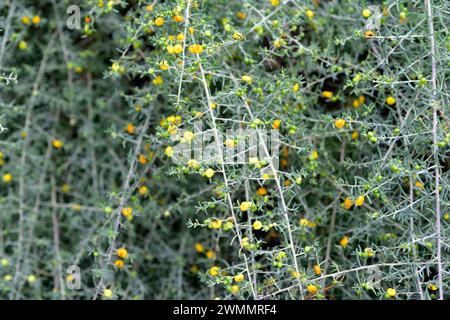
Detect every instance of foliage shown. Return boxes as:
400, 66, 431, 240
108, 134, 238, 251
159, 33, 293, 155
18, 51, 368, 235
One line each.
0, 0, 448, 300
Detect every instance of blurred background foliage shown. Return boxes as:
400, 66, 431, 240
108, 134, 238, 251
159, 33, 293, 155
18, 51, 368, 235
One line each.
0, 0, 448, 300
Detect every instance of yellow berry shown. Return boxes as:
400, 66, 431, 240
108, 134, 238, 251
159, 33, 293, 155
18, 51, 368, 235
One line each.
159, 60, 169, 70
165, 146, 174, 158
309, 150, 319, 161
27, 274, 36, 284
183, 131, 194, 141
21, 16, 30, 25
2, 173, 12, 183
206, 249, 215, 259
211, 219, 222, 230
166, 45, 175, 54
386, 288, 396, 297
225, 139, 235, 149
362, 9, 372, 18
314, 264, 321, 276
307, 284, 318, 294
355, 195, 365, 206
190, 265, 199, 273
232, 32, 245, 41
322, 91, 333, 99
188, 44, 203, 54
205, 168, 215, 178
152, 75, 164, 85
427, 283, 438, 291
386, 96, 396, 106
340, 236, 349, 248
209, 266, 220, 276
154, 17, 164, 26
1, 258, 9, 267
300, 218, 309, 227
19, 41, 27, 50
173, 44, 183, 54
173, 15, 184, 23
249, 157, 259, 165
261, 173, 270, 180
187, 159, 199, 169
74, 66, 83, 73
240, 201, 252, 211
358, 95, 365, 105
415, 181, 424, 190
365, 247, 375, 257
116, 248, 128, 258
241, 75, 252, 83
230, 285, 239, 294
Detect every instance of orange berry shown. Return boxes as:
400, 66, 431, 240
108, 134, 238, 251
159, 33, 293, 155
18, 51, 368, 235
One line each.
127, 123, 135, 134
114, 260, 124, 269
173, 15, 183, 22
257, 187, 268, 196
343, 198, 354, 210
32, 15, 41, 25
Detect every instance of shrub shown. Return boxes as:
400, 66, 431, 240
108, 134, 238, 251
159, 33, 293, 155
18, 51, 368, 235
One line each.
0, 0, 448, 300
